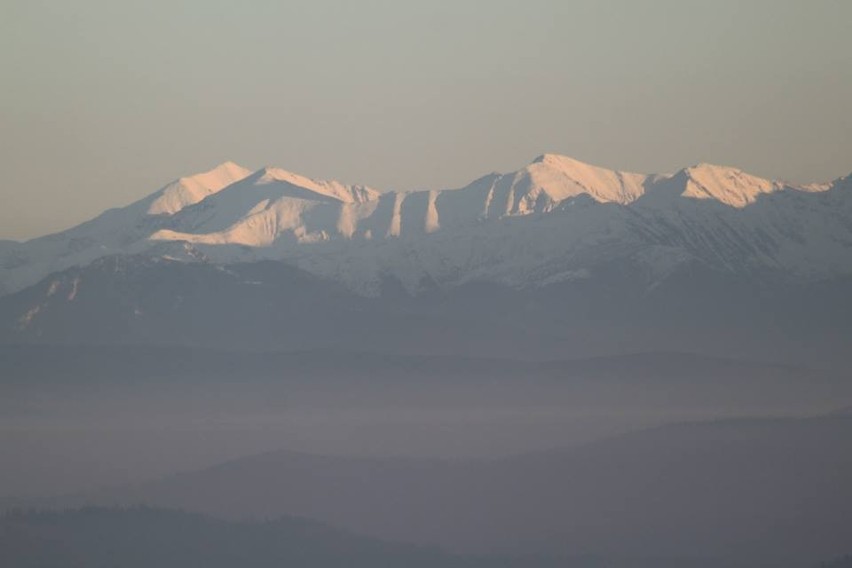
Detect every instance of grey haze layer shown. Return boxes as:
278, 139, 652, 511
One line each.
22, 414, 852, 568
0, 507, 571, 568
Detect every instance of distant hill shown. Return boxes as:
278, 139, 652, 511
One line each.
47, 415, 852, 568
820, 556, 852, 568
3, 346, 849, 500
0, 507, 574, 568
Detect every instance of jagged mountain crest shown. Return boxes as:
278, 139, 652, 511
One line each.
0, 154, 850, 298
675, 163, 782, 207
145, 155, 823, 249
521, 153, 648, 206
149, 165, 382, 246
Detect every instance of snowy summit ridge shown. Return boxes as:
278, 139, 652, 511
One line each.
0, 154, 850, 297
147, 161, 253, 216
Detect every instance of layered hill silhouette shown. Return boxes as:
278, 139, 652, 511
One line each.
0, 507, 571, 568
39, 414, 852, 568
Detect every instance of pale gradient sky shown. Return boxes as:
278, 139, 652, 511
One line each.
1, 0, 851, 240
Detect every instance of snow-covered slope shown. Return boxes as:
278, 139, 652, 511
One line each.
146, 161, 252, 215
150, 166, 380, 246
1, 155, 850, 297
0, 162, 251, 295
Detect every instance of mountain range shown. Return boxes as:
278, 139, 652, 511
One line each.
2, 155, 851, 364
3, 155, 852, 567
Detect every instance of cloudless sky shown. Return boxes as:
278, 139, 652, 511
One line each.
1, 0, 851, 239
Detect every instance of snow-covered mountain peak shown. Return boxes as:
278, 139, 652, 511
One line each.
518, 153, 647, 205
3, 154, 852, 300
145, 165, 383, 247
244, 166, 379, 204
531, 153, 602, 169
677, 163, 780, 207
210, 160, 251, 176
147, 161, 251, 215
